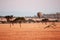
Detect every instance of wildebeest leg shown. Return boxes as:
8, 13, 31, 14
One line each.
45, 22, 47, 25
12, 23, 14, 26
10, 23, 11, 28
42, 22, 44, 24
19, 23, 21, 28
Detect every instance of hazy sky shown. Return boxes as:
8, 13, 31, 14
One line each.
0, 0, 60, 16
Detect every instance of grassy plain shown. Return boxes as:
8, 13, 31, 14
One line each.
0, 22, 60, 40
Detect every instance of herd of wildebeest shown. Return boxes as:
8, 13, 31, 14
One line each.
0, 15, 60, 29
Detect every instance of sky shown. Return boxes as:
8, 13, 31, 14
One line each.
0, 0, 60, 16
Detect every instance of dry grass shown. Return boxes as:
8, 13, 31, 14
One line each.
0, 22, 60, 40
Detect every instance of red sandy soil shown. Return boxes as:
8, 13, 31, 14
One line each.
0, 22, 60, 40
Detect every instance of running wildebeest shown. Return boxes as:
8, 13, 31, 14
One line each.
9, 17, 26, 28
44, 22, 56, 29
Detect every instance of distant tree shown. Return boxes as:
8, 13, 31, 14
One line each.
56, 12, 60, 20
37, 12, 42, 18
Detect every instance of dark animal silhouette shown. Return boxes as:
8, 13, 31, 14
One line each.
4, 15, 13, 22
44, 22, 56, 29
41, 18, 49, 25
9, 17, 26, 28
